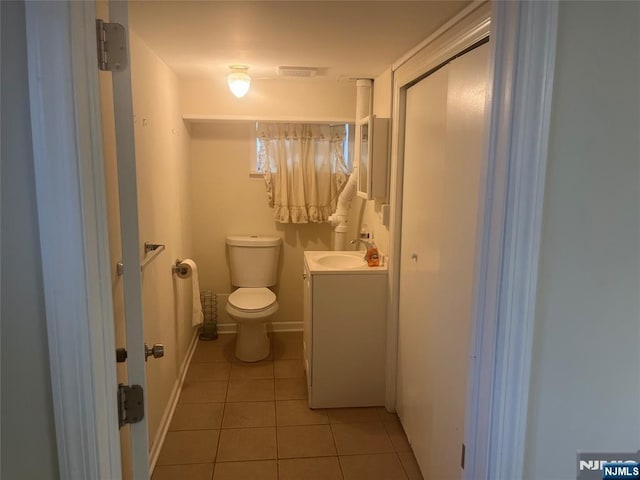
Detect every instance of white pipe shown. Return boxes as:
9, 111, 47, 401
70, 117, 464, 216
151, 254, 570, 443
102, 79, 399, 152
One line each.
333, 224, 349, 251
329, 79, 373, 251
329, 166, 359, 250
334, 166, 359, 218
355, 79, 373, 120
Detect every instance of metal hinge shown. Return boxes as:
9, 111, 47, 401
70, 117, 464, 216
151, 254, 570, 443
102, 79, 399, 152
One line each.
117, 384, 144, 428
116, 347, 127, 363
96, 19, 128, 72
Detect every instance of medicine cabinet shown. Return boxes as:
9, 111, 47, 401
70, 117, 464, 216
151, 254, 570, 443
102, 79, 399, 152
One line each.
356, 115, 390, 200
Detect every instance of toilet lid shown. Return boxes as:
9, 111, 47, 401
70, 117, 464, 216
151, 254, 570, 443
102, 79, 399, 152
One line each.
228, 288, 276, 311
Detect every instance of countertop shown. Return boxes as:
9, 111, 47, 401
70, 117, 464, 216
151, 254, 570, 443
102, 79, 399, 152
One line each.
304, 250, 388, 275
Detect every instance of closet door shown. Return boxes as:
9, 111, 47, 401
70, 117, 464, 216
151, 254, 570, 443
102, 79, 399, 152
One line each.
397, 42, 489, 479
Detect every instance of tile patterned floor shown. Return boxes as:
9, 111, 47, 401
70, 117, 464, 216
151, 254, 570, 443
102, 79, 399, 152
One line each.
153, 332, 423, 480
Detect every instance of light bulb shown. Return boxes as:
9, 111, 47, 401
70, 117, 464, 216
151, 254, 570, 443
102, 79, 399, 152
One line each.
228, 66, 250, 98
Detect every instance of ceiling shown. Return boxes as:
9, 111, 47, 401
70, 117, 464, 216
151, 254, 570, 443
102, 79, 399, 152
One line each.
128, 1, 470, 82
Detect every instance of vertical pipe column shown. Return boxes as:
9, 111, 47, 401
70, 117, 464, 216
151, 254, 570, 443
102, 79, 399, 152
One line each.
331, 79, 373, 250
355, 78, 373, 121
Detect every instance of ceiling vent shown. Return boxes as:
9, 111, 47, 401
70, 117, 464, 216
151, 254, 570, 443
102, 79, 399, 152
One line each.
278, 66, 318, 78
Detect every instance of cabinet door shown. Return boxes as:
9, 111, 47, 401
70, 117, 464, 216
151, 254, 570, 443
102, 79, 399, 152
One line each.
302, 264, 312, 388
310, 274, 387, 408
356, 118, 370, 198
357, 116, 389, 200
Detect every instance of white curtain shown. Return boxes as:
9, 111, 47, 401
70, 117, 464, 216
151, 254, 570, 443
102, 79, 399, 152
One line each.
257, 123, 349, 223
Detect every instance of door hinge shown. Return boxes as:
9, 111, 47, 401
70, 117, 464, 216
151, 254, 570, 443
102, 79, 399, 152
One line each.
461, 443, 466, 469
96, 19, 128, 72
116, 348, 127, 363
117, 384, 144, 428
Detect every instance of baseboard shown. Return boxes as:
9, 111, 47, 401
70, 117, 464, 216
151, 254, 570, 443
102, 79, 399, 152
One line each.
148, 328, 200, 474
216, 321, 303, 334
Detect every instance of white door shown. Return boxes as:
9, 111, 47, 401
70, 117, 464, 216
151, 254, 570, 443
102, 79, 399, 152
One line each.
100, 2, 150, 478
397, 42, 489, 479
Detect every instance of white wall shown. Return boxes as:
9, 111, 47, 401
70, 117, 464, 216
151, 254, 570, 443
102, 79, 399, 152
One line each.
0, 1, 59, 478
131, 28, 195, 448
524, 2, 640, 478
185, 78, 355, 328
189, 122, 335, 327
181, 77, 355, 119
347, 68, 393, 254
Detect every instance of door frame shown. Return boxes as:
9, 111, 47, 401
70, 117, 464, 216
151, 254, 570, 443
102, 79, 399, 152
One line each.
107, 1, 152, 476
464, 3, 558, 477
24, 0, 557, 479
386, 1, 558, 479
24, 1, 122, 478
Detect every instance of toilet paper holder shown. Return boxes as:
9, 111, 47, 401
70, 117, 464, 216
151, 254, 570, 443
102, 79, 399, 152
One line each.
172, 259, 191, 279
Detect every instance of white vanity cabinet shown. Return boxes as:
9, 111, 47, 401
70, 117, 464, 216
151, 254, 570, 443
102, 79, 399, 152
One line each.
303, 251, 388, 408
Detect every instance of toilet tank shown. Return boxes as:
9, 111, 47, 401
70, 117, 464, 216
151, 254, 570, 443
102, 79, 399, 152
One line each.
226, 235, 281, 287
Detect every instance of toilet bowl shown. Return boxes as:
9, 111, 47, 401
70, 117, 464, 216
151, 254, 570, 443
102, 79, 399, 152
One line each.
225, 235, 281, 362
226, 287, 278, 362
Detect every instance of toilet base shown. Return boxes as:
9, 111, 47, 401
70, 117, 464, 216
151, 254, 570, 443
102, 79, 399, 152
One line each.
235, 321, 270, 362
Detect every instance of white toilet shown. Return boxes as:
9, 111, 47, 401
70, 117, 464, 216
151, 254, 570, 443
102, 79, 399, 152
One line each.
225, 235, 281, 362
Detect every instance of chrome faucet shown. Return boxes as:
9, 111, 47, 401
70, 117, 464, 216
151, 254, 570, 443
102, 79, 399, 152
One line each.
350, 238, 373, 259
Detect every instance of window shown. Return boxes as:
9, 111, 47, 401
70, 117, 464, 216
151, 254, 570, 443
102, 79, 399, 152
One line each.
254, 122, 354, 223
251, 122, 354, 175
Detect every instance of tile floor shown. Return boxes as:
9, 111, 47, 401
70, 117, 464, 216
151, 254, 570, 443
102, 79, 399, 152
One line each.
153, 332, 423, 480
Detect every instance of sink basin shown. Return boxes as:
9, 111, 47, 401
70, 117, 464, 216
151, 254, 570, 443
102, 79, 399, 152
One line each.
305, 250, 386, 274
316, 253, 367, 269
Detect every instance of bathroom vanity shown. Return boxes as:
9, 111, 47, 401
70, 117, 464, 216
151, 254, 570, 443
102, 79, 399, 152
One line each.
303, 251, 387, 408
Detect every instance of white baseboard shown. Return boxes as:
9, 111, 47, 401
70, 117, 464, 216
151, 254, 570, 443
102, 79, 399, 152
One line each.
148, 328, 200, 474
216, 321, 303, 334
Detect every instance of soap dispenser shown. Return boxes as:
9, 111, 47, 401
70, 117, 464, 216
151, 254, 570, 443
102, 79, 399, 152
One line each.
365, 239, 380, 267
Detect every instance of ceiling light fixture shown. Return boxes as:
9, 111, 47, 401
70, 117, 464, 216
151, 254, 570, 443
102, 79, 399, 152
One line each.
227, 65, 251, 98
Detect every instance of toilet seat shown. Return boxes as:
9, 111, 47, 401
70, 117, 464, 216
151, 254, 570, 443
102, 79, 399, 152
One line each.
228, 288, 276, 313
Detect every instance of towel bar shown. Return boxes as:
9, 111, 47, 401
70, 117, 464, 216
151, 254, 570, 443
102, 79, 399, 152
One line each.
116, 242, 165, 276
